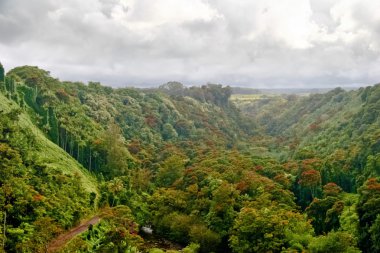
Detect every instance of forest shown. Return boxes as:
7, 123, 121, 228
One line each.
0, 62, 380, 253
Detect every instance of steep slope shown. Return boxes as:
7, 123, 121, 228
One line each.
0, 93, 98, 191
4, 66, 256, 179
235, 87, 380, 252
236, 86, 380, 184
0, 92, 98, 252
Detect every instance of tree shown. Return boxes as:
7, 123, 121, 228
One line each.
370, 215, 380, 253
159, 82, 185, 96
107, 178, 124, 206
299, 169, 322, 198
323, 183, 342, 197
0, 143, 23, 181
174, 119, 193, 137
156, 155, 186, 187
131, 168, 152, 192
0, 62, 5, 90
101, 123, 135, 178
229, 206, 313, 253
16, 217, 63, 252
309, 231, 360, 253
306, 197, 344, 235
206, 181, 239, 237
357, 178, 380, 253
162, 123, 178, 140
189, 224, 221, 253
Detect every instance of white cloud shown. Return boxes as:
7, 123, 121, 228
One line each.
0, 0, 380, 87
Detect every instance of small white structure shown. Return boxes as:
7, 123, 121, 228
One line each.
141, 225, 153, 234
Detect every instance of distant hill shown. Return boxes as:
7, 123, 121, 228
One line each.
232, 86, 360, 95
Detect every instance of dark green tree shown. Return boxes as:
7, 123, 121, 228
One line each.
0, 62, 4, 82
357, 178, 380, 253
101, 123, 136, 178
0, 62, 5, 93
309, 231, 360, 253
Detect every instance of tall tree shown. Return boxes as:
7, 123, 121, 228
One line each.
357, 178, 380, 253
0, 62, 4, 82
101, 123, 135, 178
0, 62, 5, 93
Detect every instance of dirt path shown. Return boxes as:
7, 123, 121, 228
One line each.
47, 215, 101, 252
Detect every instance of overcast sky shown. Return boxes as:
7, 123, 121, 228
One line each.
1, 0, 380, 88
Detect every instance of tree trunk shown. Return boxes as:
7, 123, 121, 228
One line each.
89, 148, 92, 171
64, 130, 68, 152
77, 142, 80, 161
3, 211, 6, 250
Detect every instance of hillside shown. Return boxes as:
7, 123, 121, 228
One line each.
235, 86, 380, 187
1, 64, 379, 252
0, 92, 98, 252
234, 86, 380, 252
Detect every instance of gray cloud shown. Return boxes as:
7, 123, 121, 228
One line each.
0, 0, 380, 88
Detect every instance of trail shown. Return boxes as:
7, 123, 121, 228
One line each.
47, 215, 101, 252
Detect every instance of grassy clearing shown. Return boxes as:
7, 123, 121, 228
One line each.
230, 94, 275, 101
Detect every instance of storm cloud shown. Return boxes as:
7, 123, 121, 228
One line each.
1, 0, 380, 88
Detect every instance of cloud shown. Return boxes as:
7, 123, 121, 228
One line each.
0, 0, 380, 88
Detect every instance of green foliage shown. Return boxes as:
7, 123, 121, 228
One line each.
369, 214, 380, 253
357, 178, 380, 252
339, 193, 359, 237
0, 93, 98, 251
156, 154, 186, 187
149, 249, 165, 253
100, 123, 136, 178
3, 64, 380, 252
62, 206, 142, 253
0, 62, 5, 94
306, 196, 344, 235
0, 62, 4, 81
162, 123, 178, 140
229, 206, 313, 253
48, 106, 59, 143
182, 243, 200, 253
309, 231, 360, 253
188, 224, 220, 252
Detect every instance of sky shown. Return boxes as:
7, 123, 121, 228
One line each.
1, 0, 380, 88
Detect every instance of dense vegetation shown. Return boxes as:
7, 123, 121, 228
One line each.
0, 62, 379, 252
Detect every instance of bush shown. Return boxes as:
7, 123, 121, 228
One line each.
309, 231, 360, 253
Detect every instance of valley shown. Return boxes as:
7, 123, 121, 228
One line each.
0, 63, 379, 252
